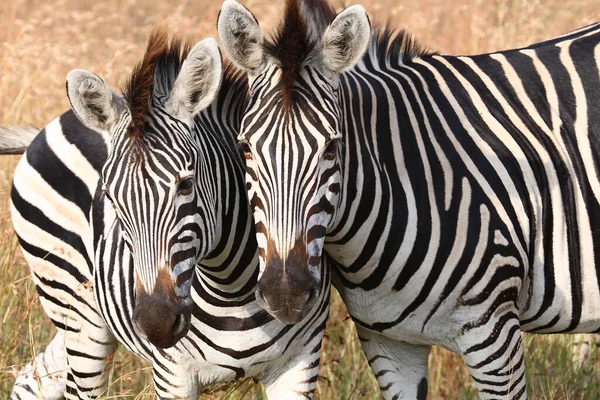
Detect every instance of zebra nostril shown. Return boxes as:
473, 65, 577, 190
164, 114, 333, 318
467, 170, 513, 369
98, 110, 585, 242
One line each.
255, 288, 268, 307
132, 318, 148, 340
307, 287, 317, 306
172, 312, 187, 337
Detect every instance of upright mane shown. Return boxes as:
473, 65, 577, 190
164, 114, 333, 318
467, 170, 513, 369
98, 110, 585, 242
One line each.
122, 28, 192, 139
262, 0, 435, 106
299, 0, 336, 37
373, 28, 437, 66
263, 0, 320, 108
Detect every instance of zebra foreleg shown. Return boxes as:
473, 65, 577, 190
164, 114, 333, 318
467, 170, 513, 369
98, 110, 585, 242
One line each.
261, 317, 328, 399
11, 331, 68, 400
151, 350, 199, 399
63, 317, 117, 398
261, 347, 324, 399
457, 314, 526, 399
357, 327, 430, 400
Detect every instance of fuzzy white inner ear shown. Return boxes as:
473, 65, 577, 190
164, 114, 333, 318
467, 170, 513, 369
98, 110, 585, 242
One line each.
170, 38, 223, 118
322, 5, 371, 74
66, 69, 125, 132
217, 0, 265, 73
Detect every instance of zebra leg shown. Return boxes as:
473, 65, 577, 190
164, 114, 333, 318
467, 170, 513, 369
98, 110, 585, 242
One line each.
457, 315, 526, 399
357, 327, 430, 400
261, 346, 324, 399
151, 351, 198, 399
11, 331, 68, 400
262, 315, 328, 398
63, 319, 117, 399
14, 251, 116, 398
57, 279, 117, 399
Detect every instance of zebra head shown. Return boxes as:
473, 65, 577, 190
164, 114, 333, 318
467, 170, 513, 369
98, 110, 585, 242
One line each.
218, 0, 370, 324
66, 30, 222, 348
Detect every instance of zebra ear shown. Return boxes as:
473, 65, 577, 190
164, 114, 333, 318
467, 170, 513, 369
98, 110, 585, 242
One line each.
321, 5, 371, 74
170, 38, 223, 118
66, 69, 127, 133
217, 0, 265, 74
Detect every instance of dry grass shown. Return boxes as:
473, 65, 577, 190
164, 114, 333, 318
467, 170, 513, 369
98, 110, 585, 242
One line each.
1, 0, 600, 398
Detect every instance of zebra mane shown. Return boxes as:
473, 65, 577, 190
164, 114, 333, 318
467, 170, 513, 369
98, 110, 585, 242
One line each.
263, 0, 434, 106
263, 0, 321, 109
122, 28, 191, 139
298, 0, 336, 37
372, 27, 436, 66
221, 61, 248, 108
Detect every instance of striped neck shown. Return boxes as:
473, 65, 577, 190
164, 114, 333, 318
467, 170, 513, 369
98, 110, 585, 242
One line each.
192, 70, 258, 300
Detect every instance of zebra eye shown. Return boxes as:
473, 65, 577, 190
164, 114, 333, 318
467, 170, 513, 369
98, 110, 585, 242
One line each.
237, 141, 253, 160
323, 140, 338, 159
177, 177, 195, 196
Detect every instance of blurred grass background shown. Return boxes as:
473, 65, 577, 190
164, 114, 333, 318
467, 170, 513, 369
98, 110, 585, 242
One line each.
1, 0, 600, 398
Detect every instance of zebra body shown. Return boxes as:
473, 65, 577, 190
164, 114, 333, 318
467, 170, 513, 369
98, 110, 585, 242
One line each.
218, 0, 600, 398
330, 22, 600, 337
10, 31, 328, 399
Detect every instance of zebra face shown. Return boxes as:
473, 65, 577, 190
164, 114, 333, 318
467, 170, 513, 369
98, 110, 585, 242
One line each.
102, 126, 203, 298
237, 65, 343, 324
219, 0, 370, 324
66, 33, 223, 348
102, 129, 206, 347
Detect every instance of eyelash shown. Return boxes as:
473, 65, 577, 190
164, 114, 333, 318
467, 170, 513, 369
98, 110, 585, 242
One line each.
323, 140, 338, 159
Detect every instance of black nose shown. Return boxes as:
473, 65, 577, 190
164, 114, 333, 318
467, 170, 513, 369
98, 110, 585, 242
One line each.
133, 290, 191, 348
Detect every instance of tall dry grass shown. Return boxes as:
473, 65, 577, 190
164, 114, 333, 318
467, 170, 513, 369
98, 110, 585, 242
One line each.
1, 0, 600, 398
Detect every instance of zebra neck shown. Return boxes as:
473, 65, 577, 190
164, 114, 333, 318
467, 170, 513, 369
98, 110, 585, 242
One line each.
193, 132, 259, 297
196, 203, 259, 299
191, 70, 256, 299
328, 54, 482, 285
328, 25, 600, 295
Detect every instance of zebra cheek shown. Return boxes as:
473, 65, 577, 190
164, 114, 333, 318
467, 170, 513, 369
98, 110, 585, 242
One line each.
174, 272, 194, 302
171, 259, 196, 301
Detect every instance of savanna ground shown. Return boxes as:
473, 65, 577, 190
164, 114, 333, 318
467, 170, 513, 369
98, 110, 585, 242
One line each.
1, 0, 600, 398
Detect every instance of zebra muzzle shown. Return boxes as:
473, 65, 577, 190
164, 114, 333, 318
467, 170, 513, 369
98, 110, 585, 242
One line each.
255, 287, 317, 324
132, 286, 192, 348
255, 263, 319, 325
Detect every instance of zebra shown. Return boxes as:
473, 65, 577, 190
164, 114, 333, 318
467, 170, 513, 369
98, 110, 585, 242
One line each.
217, 0, 600, 398
8, 28, 329, 399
